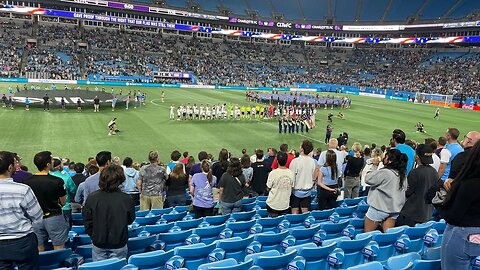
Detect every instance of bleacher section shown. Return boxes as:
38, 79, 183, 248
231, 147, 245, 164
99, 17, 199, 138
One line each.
42, 196, 445, 270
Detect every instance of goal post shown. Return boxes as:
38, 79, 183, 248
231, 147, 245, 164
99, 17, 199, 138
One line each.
413, 92, 454, 108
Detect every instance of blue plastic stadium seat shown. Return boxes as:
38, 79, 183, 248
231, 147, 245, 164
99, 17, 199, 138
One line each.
39, 249, 73, 270
136, 210, 150, 217
226, 220, 256, 238
257, 196, 268, 202
246, 250, 297, 270
135, 205, 140, 212
254, 230, 289, 251
356, 204, 369, 214
349, 218, 365, 234
174, 206, 190, 213
194, 224, 226, 244
197, 258, 237, 270
127, 236, 157, 256
241, 198, 256, 204
355, 230, 381, 240
289, 224, 322, 245
78, 258, 127, 270
135, 215, 161, 226
162, 212, 187, 223
127, 249, 174, 269
343, 198, 363, 206
322, 236, 351, 247
285, 212, 310, 227
128, 227, 144, 238
256, 209, 269, 218
256, 201, 266, 209
144, 223, 175, 235
422, 246, 441, 260
173, 242, 217, 270
433, 221, 446, 234
405, 225, 433, 252
242, 202, 257, 212
337, 237, 373, 268
74, 235, 92, 247
289, 242, 336, 270
205, 215, 230, 226
385, 252, 421, 270
412, 259, 441, 270
372, 229, 404, 262
346, 261, 383, 270
150, 208, 173, 216
72, 213, 84, 225
257, 216, 284, 232
335, 206, 357, 218
321, 219, 350, 239
71, 226, 85, 235
75, 245, 92, 263
231, 210, 256, 221
157, 229, 193, 251
175, 218, 204, 230
311, 209, 335, 223
310, 202, 318, 211
216, 236, 254, 262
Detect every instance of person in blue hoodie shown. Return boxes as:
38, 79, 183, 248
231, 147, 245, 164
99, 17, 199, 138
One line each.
121, 157, 140, 205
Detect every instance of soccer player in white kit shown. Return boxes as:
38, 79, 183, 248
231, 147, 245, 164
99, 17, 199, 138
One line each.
170, 105, 175, 120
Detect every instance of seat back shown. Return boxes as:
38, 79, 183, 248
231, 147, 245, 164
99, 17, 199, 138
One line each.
254, 250, 297, 270
285, 212, 310, 224
205, 215, 230, 225
144, 223, 174, 235
127, 236, 157, 255
405, 225, 433, 240
175, 218, 203, 230
197, 258, 238, 270
128, 250, 174, 269
257, 216, 284, 228
78, 258, 126, 270
412, 259, 441, 270
320, 219, 350, 234
310, 209, 335, 221
345, 261, 383, 270
296, 242, 336, 261
337, 237, 372, 253
150, 208, 173, 215
372, 230, 403, 246
422, 246, 441, 260
385, 252, 421, 270
254, 230, 289, 246
226, 220, 256, 232
216, 236, 254, 252
335, 205, 357, 217
289, 224, 321, 240
194, 224, 226, 238
75, 245, 92, 261
162, 212, 187, 223
157, 229, 193, 243
231, 210, 256, 221
174, 242, 217, 259
39, 249, 73, 270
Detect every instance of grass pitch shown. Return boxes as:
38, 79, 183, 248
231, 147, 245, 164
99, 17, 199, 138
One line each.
0, 83, 477, 169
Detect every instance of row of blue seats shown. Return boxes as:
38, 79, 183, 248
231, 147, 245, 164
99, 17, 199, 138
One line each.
48, 220, 445, 270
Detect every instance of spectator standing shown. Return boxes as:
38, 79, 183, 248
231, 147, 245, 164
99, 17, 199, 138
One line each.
166, 163, 188, 207
166, 150, 184, 175
12, 154, 32, 183
251, 149, 269, 196
50, 158, 77, 229
289, 140, 316, 214
435, 137, 446, 157
188, 151, 208, 184
266, 151, 294, 217
121, 157, 140, 205
317, 150, 340, 210
360, 148, 384, 196
24, 151, 68, 251
82, 151, 112, 204
211, 148, 229, 184
219, 157, 246, 214
447, 131, 480, 180
0, 151, 43, 270
396, 144, 438, 226
138, 151, 168, 210
83, 165, 135, 261
343, 142, 364, 198
190, 160, 217, 218
391, 129, 415, 175
424, 138, 441, 172
241, 154, 253, 188
264, 148, 277, 169
439, 128, 463, 181
319, 138, 344, 179
271, 144, 295, 169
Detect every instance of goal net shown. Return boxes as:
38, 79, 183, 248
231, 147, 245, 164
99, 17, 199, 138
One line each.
413, 92, 454, 108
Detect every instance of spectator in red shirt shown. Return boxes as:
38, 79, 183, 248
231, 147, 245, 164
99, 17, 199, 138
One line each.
271, 144, 295, 169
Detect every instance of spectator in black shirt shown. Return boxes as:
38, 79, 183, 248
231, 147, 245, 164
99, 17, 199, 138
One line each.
396, 144, 438, 226
264, 148, 277, 170
440, 141, 480, 270
83, 165, 135, 262
211, 148, 229, 185
343, 142, 364, 198
251, 149, 269, 196
166, 163, 188, 207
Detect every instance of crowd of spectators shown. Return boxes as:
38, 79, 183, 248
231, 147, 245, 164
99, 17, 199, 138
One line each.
1, 127, 479, 268
1, 19, 479, 97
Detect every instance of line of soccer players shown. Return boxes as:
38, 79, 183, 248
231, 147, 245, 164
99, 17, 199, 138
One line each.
170, 103, 279, 121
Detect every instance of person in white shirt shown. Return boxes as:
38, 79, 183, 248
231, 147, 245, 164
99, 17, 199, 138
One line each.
319, 139, 344, 178
289, 140, 316, 214
169, 105, 175, 120
266, 151, 294, 217
424, 138, 441, 172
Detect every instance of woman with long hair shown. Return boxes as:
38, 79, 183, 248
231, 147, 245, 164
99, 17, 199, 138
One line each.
343, 142, 364, 198
440, 140, 480, 270
190, 160, 217, 218
211, 148, 229, 184
219, 157, 246, 214
317, 150, 339, 210
364, 148, 408, 232
166, 163, 188, 207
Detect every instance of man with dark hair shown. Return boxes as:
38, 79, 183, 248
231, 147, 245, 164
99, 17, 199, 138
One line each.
180, 151, 189, 164
264, 148, 277, 170
24, 151, 68, 251
396, 144, 438, 226
271, 144, 295, 169
82, 151, 112, 204
12, 153, 32, 183
166, 150, 183, 175
50, 158, 77, 229
251, 149, 269, 196
138, 151, 167, 210
266, 151, 294, 217
436, 137, 446, 157
122, 157, 139, 205
83, 165, 135, 261
438, 128, 463, 181
424, 138, 440, 172
289, 140, 316, 214
0, 151, 43, 269
188, 151, 208, 183
391, 129, 415, 175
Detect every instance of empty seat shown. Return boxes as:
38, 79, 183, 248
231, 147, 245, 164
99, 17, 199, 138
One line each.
197, 258, 238, 270
372, 230, 404, 262
343, 197, 363, 206
242, 202, 257, 212
162, 212, 187, 223
144, 223, 174, 235
127, 236, 157, 256
256, 201, 266, 209
405, 225, 433, 252
135, 215, 161, 226
433, 221, 446, 234
257, 196, 268, 202
335, 206, 357, 218
175, 218, 204, 230
174, 205, 190, 213
291, 242, 336, 270
150, 208, 173, 215
194, 224, 226, 244
173, 242, 217, 270
135, 210, 150, 217
254, 230, 289, 251
78, 258, 126, 270
349, 218, 365, 234
385, 252, 421, 270
75, 245, 92, 263
247, 250, 297, 270
205, 215, 230, 226
355, 230, 381, 240
321, 219, 350, 239
256, 209, 269, 218
422, 246, 441, 260
289, 224, 322, 245
71, 226, 85, 235
346, 261, 383, 270
216, 236, 254, 262
257, 216, 284, 232
412, 259, 441, 270
157, 229, 193, 251
231, 210, 256, 221
128, 249, 174, 269
72, 213, 84, 225
285, 212, 310, 227
226, 220, 256, 238
241, 198, 256, 204
311, 209, 335, 223
337, 237, 373, 268
39, 249, 73, 270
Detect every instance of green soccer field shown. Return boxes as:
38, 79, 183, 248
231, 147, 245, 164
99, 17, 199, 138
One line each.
0, 82, 477, 169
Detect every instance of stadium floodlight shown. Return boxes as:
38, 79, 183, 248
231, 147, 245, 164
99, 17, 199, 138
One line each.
414, 92, 454, 108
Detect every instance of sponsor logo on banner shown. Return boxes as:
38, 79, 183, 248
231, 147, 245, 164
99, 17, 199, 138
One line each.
359, 92, 386, 98
276, 22, 292, 28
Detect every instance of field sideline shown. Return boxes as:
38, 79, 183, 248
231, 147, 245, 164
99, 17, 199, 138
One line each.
0, 82, 477, 169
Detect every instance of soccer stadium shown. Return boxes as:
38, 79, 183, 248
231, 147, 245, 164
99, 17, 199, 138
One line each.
0, 0, 479, 269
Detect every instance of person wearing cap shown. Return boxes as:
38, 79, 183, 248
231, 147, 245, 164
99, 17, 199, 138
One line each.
396, 144, 438, 227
